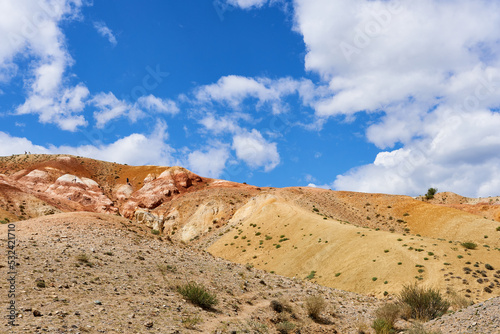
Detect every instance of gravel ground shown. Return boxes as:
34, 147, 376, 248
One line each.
428, 297, 500, 334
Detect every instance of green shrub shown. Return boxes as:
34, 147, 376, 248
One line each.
372, 318, 394, 334
398, 284, 449, 321
425, 188, 438, 200
151, 229, 160, 235
177, 282, 218, 309
461, 242, 477, 250
305, 271, 316, 280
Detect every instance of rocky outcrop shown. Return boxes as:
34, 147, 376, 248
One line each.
121, 168, 202, 218
135, 209, 164, 231
45, 174, 115, 213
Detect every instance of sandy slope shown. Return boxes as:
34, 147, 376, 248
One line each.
208, 194, 500, 302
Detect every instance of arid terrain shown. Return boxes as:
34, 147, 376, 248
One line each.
1, 154, 500, 333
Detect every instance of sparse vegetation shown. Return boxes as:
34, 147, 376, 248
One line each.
276, 321, 295, 334
372, 303, 399, 334
305, 271, 316, 280
425, 188, 438, 200
305, 295, 326, 321
36, 280, 46, 288
177, 282, 218, 310
181, 315, 202, 329
76, 253, 93, 267
461, 242, 477, 250
398, 284, 450, 321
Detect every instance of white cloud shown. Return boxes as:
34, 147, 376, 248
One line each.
137, 94, 179, 115
187, 145, 230, 178
195, 75, 316, 114
294, 0, 500, 117
93, 21, 117, 46
92, 93, 178, 128
0, 0, 89, 131
92, 92, 134, 128
226, 0, 268, 9
291, 0, 500, 196
198, 114, 246, 135
0, 120, 177, 167
17, 84, 89, 131
232, 129, 280, 171
334, 108, 500, 197
0, 131, 51, 155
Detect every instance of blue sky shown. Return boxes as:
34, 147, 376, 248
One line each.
2, 0, 500, 197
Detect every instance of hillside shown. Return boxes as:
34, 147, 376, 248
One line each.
0, 212, 383, 333
1, 154, 500, 332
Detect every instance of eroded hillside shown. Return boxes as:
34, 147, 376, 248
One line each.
1, 154, 500, 304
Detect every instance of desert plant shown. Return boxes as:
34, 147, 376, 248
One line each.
461, 242, 477, 250
76, 253, 93, 267
425, 188, 438, 200
446, 288, 471, 310
276, 321, 295, 334
375, 303, 399, 328
181, 315, 202, 329
177, 282, 218, 310
151, 229, 160, 235
372, 318, 394, 334
305, 271, 316, 280
305, 295, 326, 321
247, 320, 269, 333
36, 280, 46, 288
398, 284, 450, 321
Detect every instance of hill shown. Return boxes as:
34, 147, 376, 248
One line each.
1, 154, 500, 332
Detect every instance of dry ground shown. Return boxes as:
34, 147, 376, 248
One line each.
1, 213, 385, 334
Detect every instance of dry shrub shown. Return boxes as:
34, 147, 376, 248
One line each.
181, 315, 202, 329
374, 303, 400, 328
446, 288, 472, 310
305, 295, 326, 321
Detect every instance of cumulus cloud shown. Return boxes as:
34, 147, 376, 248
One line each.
137, 94, 179, 115
92, 93, 179, 128
195, 75, 318, 114
232, 129, 280, 171
187, 145, 231, 178
197, 114, 281, 172
93, 21, 117, 46
92, 92, 136, 128
0, 0, 90, 131
291, 0, 500, 196
0, 120, 177, 167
